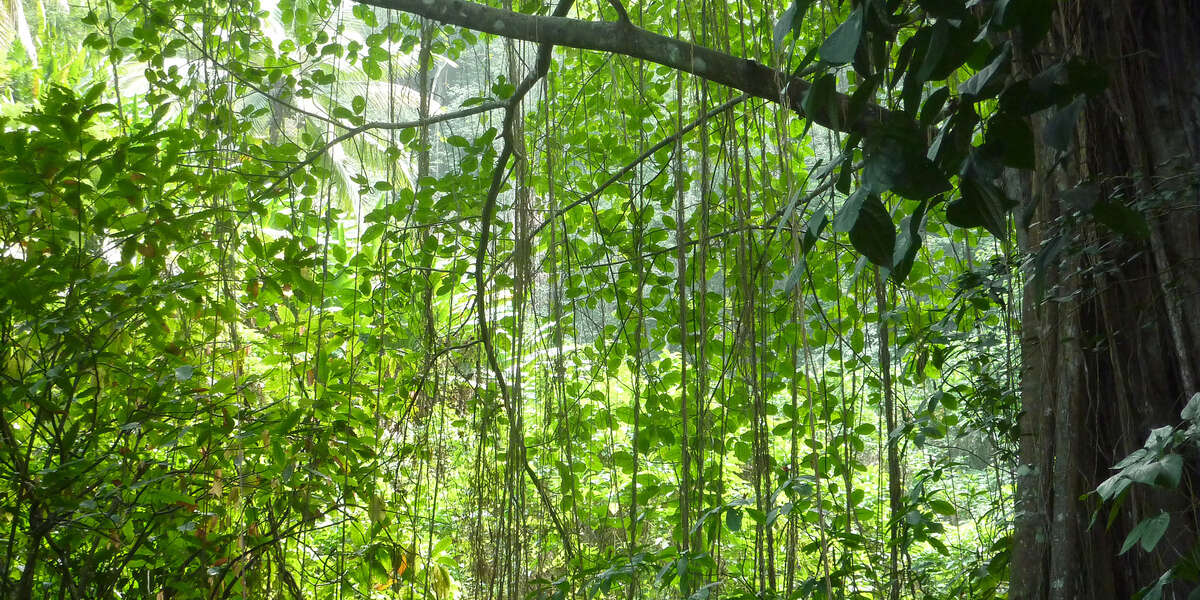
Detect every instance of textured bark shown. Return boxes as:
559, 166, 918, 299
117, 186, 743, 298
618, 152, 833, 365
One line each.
1012, 2, 1200, 598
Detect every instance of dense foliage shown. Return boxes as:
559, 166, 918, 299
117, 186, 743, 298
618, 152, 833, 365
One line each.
0, 0, 1195, 599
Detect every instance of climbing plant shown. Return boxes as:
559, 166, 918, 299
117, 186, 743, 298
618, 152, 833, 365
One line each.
2, 0, 1197, 599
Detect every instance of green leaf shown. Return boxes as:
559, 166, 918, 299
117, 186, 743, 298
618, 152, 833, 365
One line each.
919, 86, 951, 126
848, 193, 895, 267
984, 112, 1035, 170
1120, 512, 1169, 555
803, 210, 828, 253
917, 0, 968, 19
891, 198, 930, 284
1158, 454, 1183, 488
945, 176, 1013, 239
174, 365, 194, 381
928, 499, 956, 516
863, 132, 950, 200
1091, 199, 1149, 238
834, 188, 869, 233
819, 6, 864, 65
803, 73, 839, 130
278, 408, 305, 434
916, 20, 975, 83
773, 0, 813, 50
991, 0, 1020, 30
959, 43, 1011, 99
1181, 392, 1200, 423
726, 509, 743, 532
782, 257, 808, 296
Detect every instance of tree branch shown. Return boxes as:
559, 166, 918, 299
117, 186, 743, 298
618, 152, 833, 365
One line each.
606, 0, 630, 24
352, 0, 899, 136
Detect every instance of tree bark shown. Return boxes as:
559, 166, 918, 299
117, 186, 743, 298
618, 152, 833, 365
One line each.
1012, 2, 1200, 598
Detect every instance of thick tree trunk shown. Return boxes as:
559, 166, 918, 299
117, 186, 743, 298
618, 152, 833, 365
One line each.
1012, 2, 1200, 598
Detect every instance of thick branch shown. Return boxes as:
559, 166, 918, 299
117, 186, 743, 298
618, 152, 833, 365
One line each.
352, 0, 897, 135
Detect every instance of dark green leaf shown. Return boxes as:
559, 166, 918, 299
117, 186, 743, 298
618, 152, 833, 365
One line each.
945, 176, 1013, 239
834, 187, 869, 233
803, 73, 839, 131
773, 0, 813, 50
891, 32, 920, 89
1182, 392, 1200, 422
917, 20, 976, 83
819, 6, 864, 65
848, 193, 895, 267
891, 198, 930, 285
863, 130, 950, 200
1092, 199, 1149, 238
1121, 512, 1169, 555
803, 209, 828, 253
984, 112, 1035, 169
917, 0, 968, 18
773, 2, 798, 50
919, 87, 950, 127
959, 43, 1011, 100
726, 509, 743, 532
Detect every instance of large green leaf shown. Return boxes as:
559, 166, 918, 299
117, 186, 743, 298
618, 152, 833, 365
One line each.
863, 132, 951, 200
847, 192, 896, 267
959, 43, 1011, 100
1120, 512, 1170, 555
945, 175, 1014, 239
891, 198, 931, 285
819, 5, 864, 65
773, 0, 814, 50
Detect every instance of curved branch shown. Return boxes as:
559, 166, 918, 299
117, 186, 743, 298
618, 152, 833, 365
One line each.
352, 0, 900, 135
473, 0, 579, 562
606, 0, 630, 24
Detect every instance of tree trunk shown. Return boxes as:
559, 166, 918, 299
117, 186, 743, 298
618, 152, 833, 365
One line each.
1012, 2, 1200, 598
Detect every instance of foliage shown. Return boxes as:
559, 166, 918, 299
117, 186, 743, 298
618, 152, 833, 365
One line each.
0, 0, 1159, 599
1092, 393, 1200, 599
